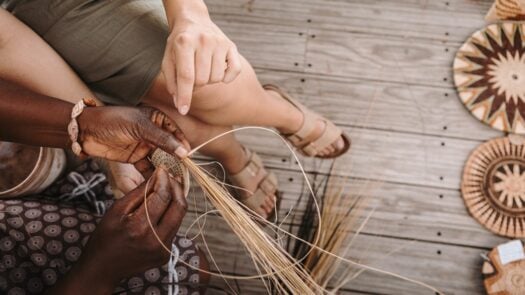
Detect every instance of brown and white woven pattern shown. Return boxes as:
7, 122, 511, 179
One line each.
454, 23, 525, 134
461, 136, 525, 238
486, 0, 525, 22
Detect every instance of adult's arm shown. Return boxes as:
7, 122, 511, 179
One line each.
0, 8, 95, 103
47, 168, 189, 294
0, 9, 151, 191
0, 79, 189, 160
160, 0, 242, 114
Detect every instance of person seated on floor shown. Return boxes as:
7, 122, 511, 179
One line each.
0, 0, 350, 221
0, 79, 209, 294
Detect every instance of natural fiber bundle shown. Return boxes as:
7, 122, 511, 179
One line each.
303, 175, 369, 291
181, 158, 323, 294
286, 163, 369, 292
146, 127, 444, 295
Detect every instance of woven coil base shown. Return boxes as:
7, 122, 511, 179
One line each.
461, 136, 525, 238
454, 22, 525, 134
482, 241, 525, 295
150, 149, 190, 197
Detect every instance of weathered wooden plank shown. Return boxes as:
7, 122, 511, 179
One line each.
305, 28, 454, 88
213, 21, 307, 72
191, 1, 501, 294
300, 0, 486, 42
254, 69, 502, 141
206, 0, 490, 42
272, 170, 505, 249
179, 215, 486, 295
207, 0, 308, 27
184, 166, 505, 249
230, 125, 486, 190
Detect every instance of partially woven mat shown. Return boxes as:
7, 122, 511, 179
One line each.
150, 149, 190, 197
461, 136, 525, 238
482, 240, 525, 294
486, 0, 525, 22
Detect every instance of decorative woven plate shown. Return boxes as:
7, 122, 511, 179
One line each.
486, 0, 525, 22
461, 136, 525, 238
454, 23, 525, 134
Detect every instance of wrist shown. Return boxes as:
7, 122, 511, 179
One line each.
68, 98, 97, 157
48, 258, 117, 294
163, 0, 209, 29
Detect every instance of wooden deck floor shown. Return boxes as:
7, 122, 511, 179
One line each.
180, 1, 506, 294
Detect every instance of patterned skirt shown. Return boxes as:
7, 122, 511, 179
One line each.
0, 160, 204, 295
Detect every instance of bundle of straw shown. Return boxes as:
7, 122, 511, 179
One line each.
181, 158, 323, 294
303, 175, 369, 291
147, 128, 444, 295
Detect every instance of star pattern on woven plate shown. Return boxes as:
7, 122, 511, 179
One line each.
454, 23, 525, 134
493, 162, 525, 208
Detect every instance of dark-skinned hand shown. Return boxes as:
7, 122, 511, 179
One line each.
78, 106, 191, 162
47, 168, 187, 294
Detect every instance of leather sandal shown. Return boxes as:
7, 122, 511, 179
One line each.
264, 84, 351, 158
229, 147, 280, 221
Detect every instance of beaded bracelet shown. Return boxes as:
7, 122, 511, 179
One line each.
67, 98, 97, 156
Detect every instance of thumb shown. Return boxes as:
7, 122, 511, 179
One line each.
141, 119, 188, 159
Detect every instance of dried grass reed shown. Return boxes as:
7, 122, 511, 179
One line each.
302, 171, 371, 292
181, 157, 324, 294
145, 127, 444, 295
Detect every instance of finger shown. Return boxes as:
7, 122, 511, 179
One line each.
174, 129, 191, 152
210, 47, 228, 83
134, 158, 155, 180
175, 44, 195, 115
161, 47, 178, 106
194, 47, 213, 87
141, 119, 188, 159
117, 176, 143, 194
223, 46, 242, 83
158, 175, 187, 238
135, 168, 172, 225
158, 112, 191, 151
117, 171, 158, 215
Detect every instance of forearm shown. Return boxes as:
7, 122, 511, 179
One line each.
0, 79, 72, 148
46, 256, 116, 295
162, 0, 210, 29
0, 9, 97, 104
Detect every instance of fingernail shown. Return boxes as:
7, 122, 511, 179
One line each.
175, 146, 188, 158
173, 95, 178, 107
179, 105, 189, 115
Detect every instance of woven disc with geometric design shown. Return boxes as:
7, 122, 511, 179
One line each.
454, 23, 525, 134
461, 136, 525, 238
482, 241, 525, 294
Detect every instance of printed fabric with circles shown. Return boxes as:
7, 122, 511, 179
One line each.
0, 160, 202, 295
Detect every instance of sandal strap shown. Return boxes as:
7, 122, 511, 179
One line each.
242, 173, 278, 211
229, 147, 279, 212
301, 120, 343, 156
287, 109, 319, 146
264, 84, 345, 157
264, 84, 318, 144
230, 148, 263, 185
